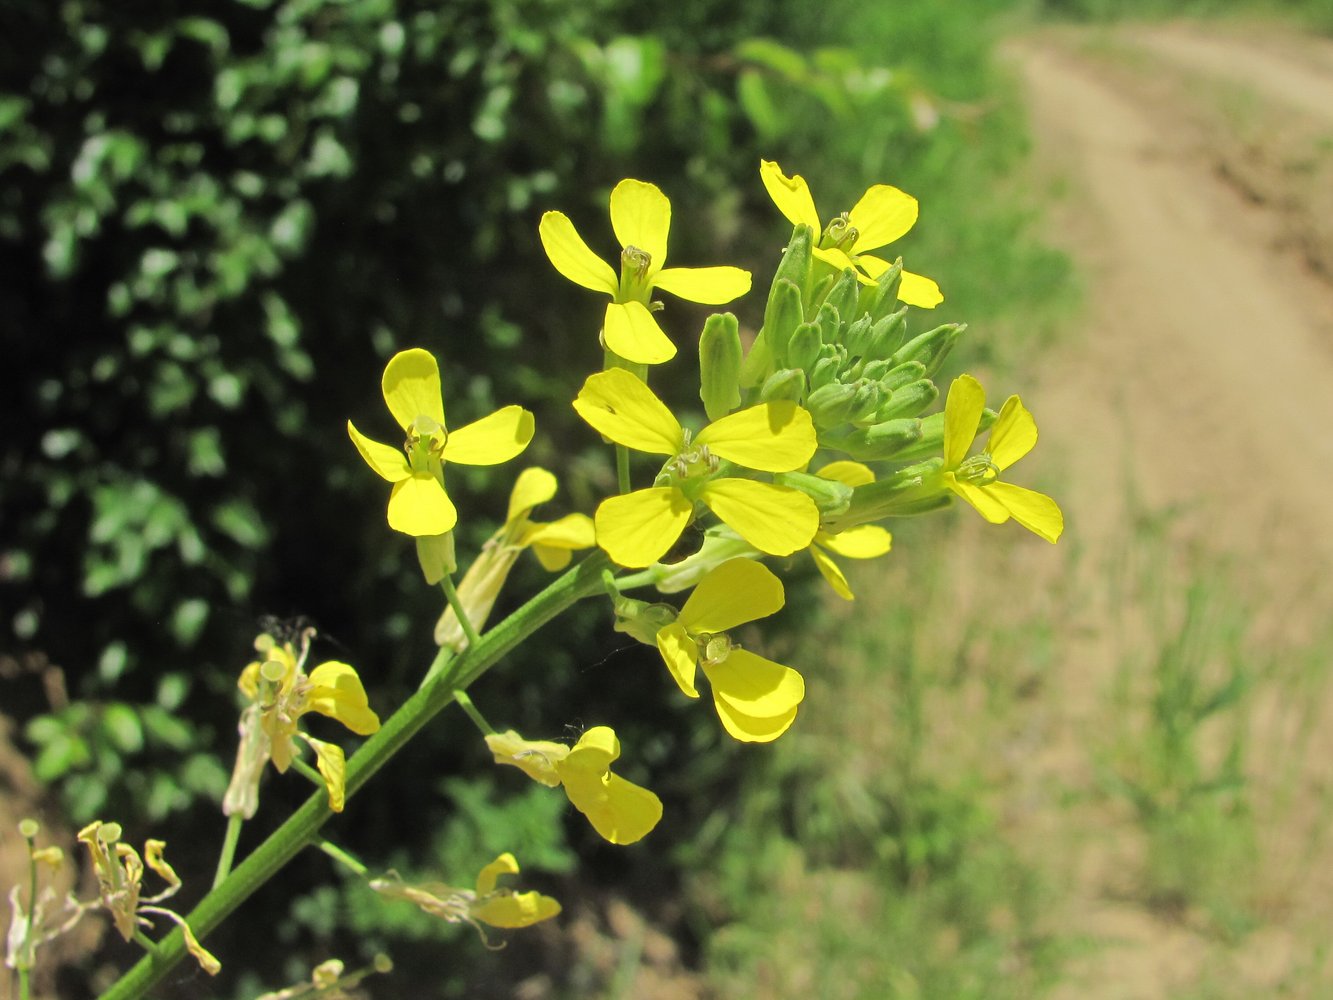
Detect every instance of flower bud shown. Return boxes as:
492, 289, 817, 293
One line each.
877, 360, 927, 392
823, 458, 945, 532
762, 278, 805, 370
613, 596, 679, 646
805, 382, 858, 427
698, 312, 743, 421
772, 223, 813, 299
822, 417, 922, 460
787, 322, 822, 372
815, 301, 840, 345
888, 322, 965, 377
772, 470, 853, 517
867, 307, 909, 359
847, 382, 884, 424
874, 379, 939, 421
863, 258, 904, 322
808, 354, 841, 392
821, 267, 861, 332
759, 367, 806, 403
889, 407, 996, 463
843, 315, 874, 359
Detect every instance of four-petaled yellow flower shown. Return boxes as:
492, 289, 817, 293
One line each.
540, 179, 752, 365
370, 853, 560, 932
486, 726, 663, 845
941, 374, 1063, 543
348, 348, 535, 536
654, 559, 805, 742
436, 467, 596, 648
760, 159, 943, 308
808, 461, 893, 600
77, 821, 220, 976
227, 633, 381, 815
573, 367, 820, 567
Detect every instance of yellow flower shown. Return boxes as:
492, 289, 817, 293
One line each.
228, 633, 381, 815
654, 559, 805, 742
347, 348, 535, 536
486, 727, 663, 845
760, 159, 943, 308
573, 367, 820, 567
808, 461, 892, 600
540, 179, 752, 365
370, 853, 560, 932
436, 467, 596, 648
77, 821, 220, 976
941, 374, 1063, 543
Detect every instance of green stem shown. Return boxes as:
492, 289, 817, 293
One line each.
613, 569, 656, 591
615, 444, 632, 494
316, 839, 368, 877
212, 815, 245, 890
99, 551, 609, 1000
441, 572, 482, 649
291, 756, 325, 791
452, 689, 495, 736
18, 968, 29, 1000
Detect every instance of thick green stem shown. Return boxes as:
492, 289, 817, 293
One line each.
615, 444, 632, 494
98, 551, 609, 1000
212, 815, 244, 890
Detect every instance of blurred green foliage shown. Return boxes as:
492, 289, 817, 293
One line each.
0, 0, 1064, 994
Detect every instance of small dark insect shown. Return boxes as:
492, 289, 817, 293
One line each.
256, 614, 319, 646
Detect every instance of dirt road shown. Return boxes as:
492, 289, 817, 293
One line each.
1002, 21, 1333, 999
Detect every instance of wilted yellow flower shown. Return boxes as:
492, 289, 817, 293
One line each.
487, 727, 663, 845
370, 854, 560, 932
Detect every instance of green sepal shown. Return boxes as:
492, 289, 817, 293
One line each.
843, 315, 875, 360
787, 322, 822, 372
888, 406, 997, 463
822, 268, 861, 334
772, 470, 854, 517
861, 258, 904, 322
805, 382, 858, 427
821, 417, 922, 460
759, 367, 807, 403
612, 595, 678, 647
699, 312, 743, 421
772, 223, 813, 303
876, 360, 926, 392
416, 532, 457, 586
815, 301, 840, 345
823, 458, 945, 532
848, 382, 883, 424
807, 273, 834, 313
874, 379, 939, 421
738, 329, 773, 390
888, 323, 965, 377
763, 278, 806, 370
809, 352, 842, 391
867, 307, 909, 359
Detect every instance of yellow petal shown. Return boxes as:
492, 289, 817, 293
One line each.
538, 211, 618, 294
812, 246, 874, 284
531, 545, 573, 572
987, 395, 1037, 472
678, 558, 784, 633
944, 374, 985, 469
899, 268, 944, 308
985, 481, 1064, 543
573, 367, 683, 455
848, 183, 918, 253
814, 460, 875, 488
143, 839, 181, 891
603, 300, 676, 365
147, 909, 221, 976
654, 621, 701, 698
609, 179, 670, 272
486, 730, 568, 787
946, 474, 1011, 524
442, 405, 534, 466
854, 252, 894, 279
817, 524, 891, 559
704, 649, 804, 743
759, 160, 820, 230
304, 736, 347, 813
699, 479, 818, 557
475, 852, 519, 895
472, 890, 561, 929
306, 661, 381, 735
564, 725, 621, 771
382, 349, 445, 432
347, 421, 412, 482
563, 769, 663, 845
594, 488, 693, 567
810, 545, 854, 600
652, 266, 752, 305
522, 513, 595, 552
695, 401, 817, 473
712, 699, 800, 743
387, 475, 457, 536
507, 467, 558, 522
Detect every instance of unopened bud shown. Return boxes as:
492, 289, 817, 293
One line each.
889, 407, 996, 463
867, 308, 909, 359
787, 322, 822, 372
820, 268, 861, 333
843, 315, 874, 359
864, 258, 904, 321
888, 323, 965, 377
805, 383, 857, 427
772, 471, 853, 517
822, 418, 922, 460
772, 223, 813, 298
815, 301, 840, 345
613, 596, 678, 646
762, 278, 805, 369
877, 360, 927, 392
875, 379, 938, 421
823, 458, 946, 532
698, 313, 743, 421
847, 382, 884, 424
759, 367, 806, 403
808, 354, 841, 392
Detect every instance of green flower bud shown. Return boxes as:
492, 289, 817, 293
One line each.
875, 379, 939, 421
808, 273, 834, 313
822, 417, 922, 460
843, 315, 874, 360
742, 225, 812, 389
759, 367, 807, 403
612, 595, 679, 647
876, 360, 927, 392
773, 223, 814, 300
888, 323, 966, 377
809, 355, 841, 392
772, 470, 854, 517
862, 258, 904, 322
763, 278, 806, 369
787, 322, 822, 372
823, 458, 945, 532
867, 307, 909, 359
699, 312, 743, 421
889, 406, 997, 463
815, 301, 840, 345
848, 381, 885, 424
821, 268, 861, 332
806, 382, 858, 426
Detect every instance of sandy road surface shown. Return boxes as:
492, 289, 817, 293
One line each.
1001, 23, 1333, 999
